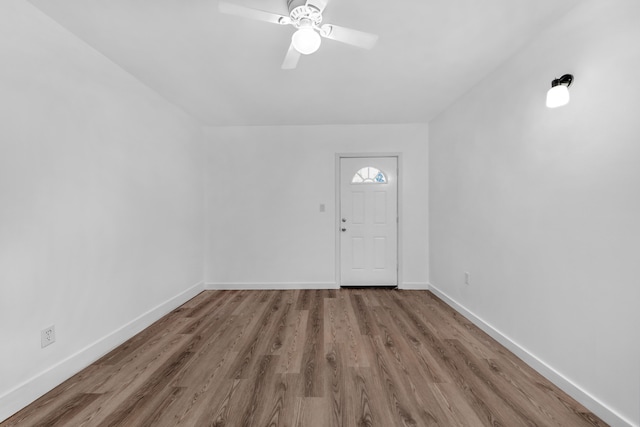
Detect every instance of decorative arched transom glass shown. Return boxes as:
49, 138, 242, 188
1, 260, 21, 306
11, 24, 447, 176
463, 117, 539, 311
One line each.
352, 167, 387, 184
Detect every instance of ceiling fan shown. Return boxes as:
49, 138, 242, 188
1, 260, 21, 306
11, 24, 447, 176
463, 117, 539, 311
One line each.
219, 0, 379, 69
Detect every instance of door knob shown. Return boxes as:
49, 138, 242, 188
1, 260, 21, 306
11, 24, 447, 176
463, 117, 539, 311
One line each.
342, 218, 347, 223
341, 228, 347, 232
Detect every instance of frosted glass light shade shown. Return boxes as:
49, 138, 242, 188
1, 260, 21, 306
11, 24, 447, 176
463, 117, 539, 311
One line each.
292, 28, 321, 55
546, 84, 570, 108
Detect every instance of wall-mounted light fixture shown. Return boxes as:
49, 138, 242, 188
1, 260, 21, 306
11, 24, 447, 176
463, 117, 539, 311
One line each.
546, 74, 574, 108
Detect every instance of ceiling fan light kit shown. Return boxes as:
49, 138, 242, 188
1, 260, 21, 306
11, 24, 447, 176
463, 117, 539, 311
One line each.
292, 27, 322, 54
219, 0, 378, 69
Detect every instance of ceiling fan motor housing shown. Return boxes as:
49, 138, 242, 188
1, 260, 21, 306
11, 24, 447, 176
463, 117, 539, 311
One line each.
287, 0, 322, 26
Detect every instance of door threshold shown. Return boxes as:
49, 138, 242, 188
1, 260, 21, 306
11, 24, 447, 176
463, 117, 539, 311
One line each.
340, 285, 398, 289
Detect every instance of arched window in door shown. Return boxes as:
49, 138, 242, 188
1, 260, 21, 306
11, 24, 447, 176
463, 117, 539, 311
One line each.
351, 167, 387, 184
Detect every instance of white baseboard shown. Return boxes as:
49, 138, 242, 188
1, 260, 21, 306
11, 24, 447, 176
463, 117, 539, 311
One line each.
0, 281, 205, 423
206, 282, 430, 291
428, 283, 636, 427
399, 282, 429, 290
205, 282, 339, 290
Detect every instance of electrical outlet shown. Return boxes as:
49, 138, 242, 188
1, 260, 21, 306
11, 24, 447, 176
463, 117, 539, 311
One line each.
41, 325, 56, 348
465, 272, 470, 285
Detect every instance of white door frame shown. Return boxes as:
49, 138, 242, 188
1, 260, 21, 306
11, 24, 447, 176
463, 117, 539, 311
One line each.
335, 153, 403, 287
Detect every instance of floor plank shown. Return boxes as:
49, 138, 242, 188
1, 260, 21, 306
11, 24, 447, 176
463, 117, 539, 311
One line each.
2, 289, 608, 427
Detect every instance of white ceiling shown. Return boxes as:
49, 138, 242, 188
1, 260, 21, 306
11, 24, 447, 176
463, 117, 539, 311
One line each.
28, 0, 580, 126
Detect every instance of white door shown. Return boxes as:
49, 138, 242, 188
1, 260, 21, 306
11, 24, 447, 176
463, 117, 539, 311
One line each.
339, 157, 398, 287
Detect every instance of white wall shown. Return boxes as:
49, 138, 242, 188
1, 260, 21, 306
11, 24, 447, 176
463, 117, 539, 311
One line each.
204, 124, 428, 289
429, 0, 640, 426
0, 1, 205, 420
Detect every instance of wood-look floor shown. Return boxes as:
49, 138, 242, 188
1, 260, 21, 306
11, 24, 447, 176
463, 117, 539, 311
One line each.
3, 289, 607, 427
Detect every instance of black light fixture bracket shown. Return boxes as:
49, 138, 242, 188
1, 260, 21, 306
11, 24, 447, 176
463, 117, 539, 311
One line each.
551, 74, 574, 88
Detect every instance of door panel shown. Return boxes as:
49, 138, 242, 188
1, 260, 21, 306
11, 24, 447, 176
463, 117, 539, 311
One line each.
352, 192, 365, 224
374, 237, 386, 269
340, 157, 398, 287
352, 237, 365, 269
374, 191, 387, 224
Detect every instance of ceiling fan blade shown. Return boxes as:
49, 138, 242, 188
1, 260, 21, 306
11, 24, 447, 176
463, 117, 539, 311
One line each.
321, 24, 378, 49
306, 0, 329, 13
219, 1, 289, 25
282, 43, 301, 69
